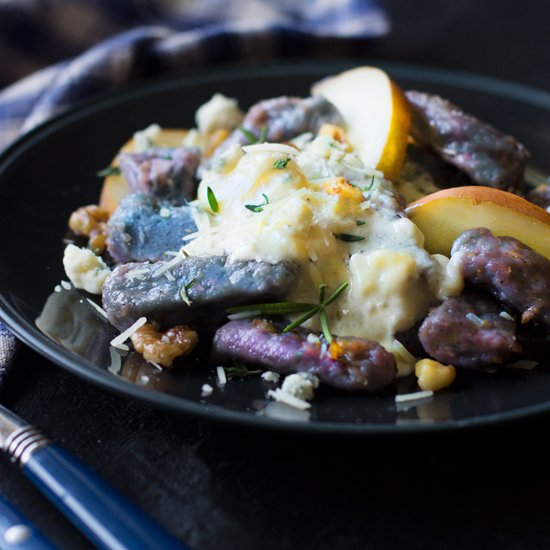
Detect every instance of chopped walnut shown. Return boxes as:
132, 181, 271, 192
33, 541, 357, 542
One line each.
68, 205, 110, 254
130, 324, 198, 368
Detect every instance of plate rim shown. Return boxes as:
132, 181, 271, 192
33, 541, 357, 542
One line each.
2, 59, 550, 435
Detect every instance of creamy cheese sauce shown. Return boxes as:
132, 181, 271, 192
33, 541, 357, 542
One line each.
182, 136, 463, 375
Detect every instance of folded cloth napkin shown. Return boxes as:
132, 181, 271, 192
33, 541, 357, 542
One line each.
0, 0, 388, 377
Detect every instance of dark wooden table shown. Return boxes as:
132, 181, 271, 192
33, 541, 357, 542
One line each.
2, 1, 550, 548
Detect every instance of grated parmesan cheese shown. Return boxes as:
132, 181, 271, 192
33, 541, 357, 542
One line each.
86, 298, 108, 319
267, 388, 311, 410
110, 317, 147, 348
242, 143, 299, 156
216, 366, 227, 386
499, 311, 515, 322
152, 252, 185, 278
107, 347, 122, 375
395, 390, 434, 403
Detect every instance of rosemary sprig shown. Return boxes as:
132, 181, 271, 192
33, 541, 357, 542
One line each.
226, 282, 348, 343
245, 193, 270, 213
334, 233, 365, 242
319, 308, 332, 344
97, 166, 121, 178
207, 186, 219, 213
283, 282, 349, 339
227, 302, 315, 318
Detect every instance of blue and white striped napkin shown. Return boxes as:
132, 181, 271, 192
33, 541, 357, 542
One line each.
0, 0, 388, 376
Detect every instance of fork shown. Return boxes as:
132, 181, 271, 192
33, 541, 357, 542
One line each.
0, 403, 189, 550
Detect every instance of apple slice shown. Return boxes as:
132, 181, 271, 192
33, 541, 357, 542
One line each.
406, 186, 550, 260
99, 129, 188, 214
312, 66, 411, 181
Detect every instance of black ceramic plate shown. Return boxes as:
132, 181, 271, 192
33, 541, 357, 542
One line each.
1, 61, 550, 434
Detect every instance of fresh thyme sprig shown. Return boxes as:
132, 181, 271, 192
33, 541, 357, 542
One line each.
206, 186, 219, 213
226, 360, 261, 378
245, 194, 270, 213
97, 166, 121, 178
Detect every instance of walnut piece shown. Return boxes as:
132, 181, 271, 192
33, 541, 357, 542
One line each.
68, 205, 110, 254
130, 324, 198, 368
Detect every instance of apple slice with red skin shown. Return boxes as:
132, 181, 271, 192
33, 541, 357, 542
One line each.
405, 186, 550, 261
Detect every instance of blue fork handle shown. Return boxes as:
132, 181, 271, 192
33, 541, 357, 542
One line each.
0, 493, 56, 550
22, 445, 188, 550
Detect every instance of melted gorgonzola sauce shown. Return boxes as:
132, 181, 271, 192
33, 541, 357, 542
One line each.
183, 135, 463, 375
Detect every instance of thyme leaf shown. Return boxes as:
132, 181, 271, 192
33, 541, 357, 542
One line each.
245, 193, 270, 213
364, 174, 376, 191
207, 186, 219, 213
273, 158, 290, 169
334, 233, 365, 242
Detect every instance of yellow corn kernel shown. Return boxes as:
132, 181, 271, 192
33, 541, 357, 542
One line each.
322, 177, 363, 202
318, 123, 350, 147
415, 359, 456, 392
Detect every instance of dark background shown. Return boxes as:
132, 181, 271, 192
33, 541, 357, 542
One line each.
2, 1, 550, 548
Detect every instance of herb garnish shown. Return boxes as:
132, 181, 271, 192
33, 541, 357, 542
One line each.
227, 302, 315, 318
273, 158, 290, 169
258, 125, 267, 143
97, 166, 121, 178
364, 175, 376, 191
283, 282, 348, 343
239, 125, 268, 145
207, 186, 219, 213
245, 193, 270, 213
355, 220, 366, 226
179, 279, 195, 306
226, 282, 348, 344
334, 233, 366, 242
226, 360, 261, 378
